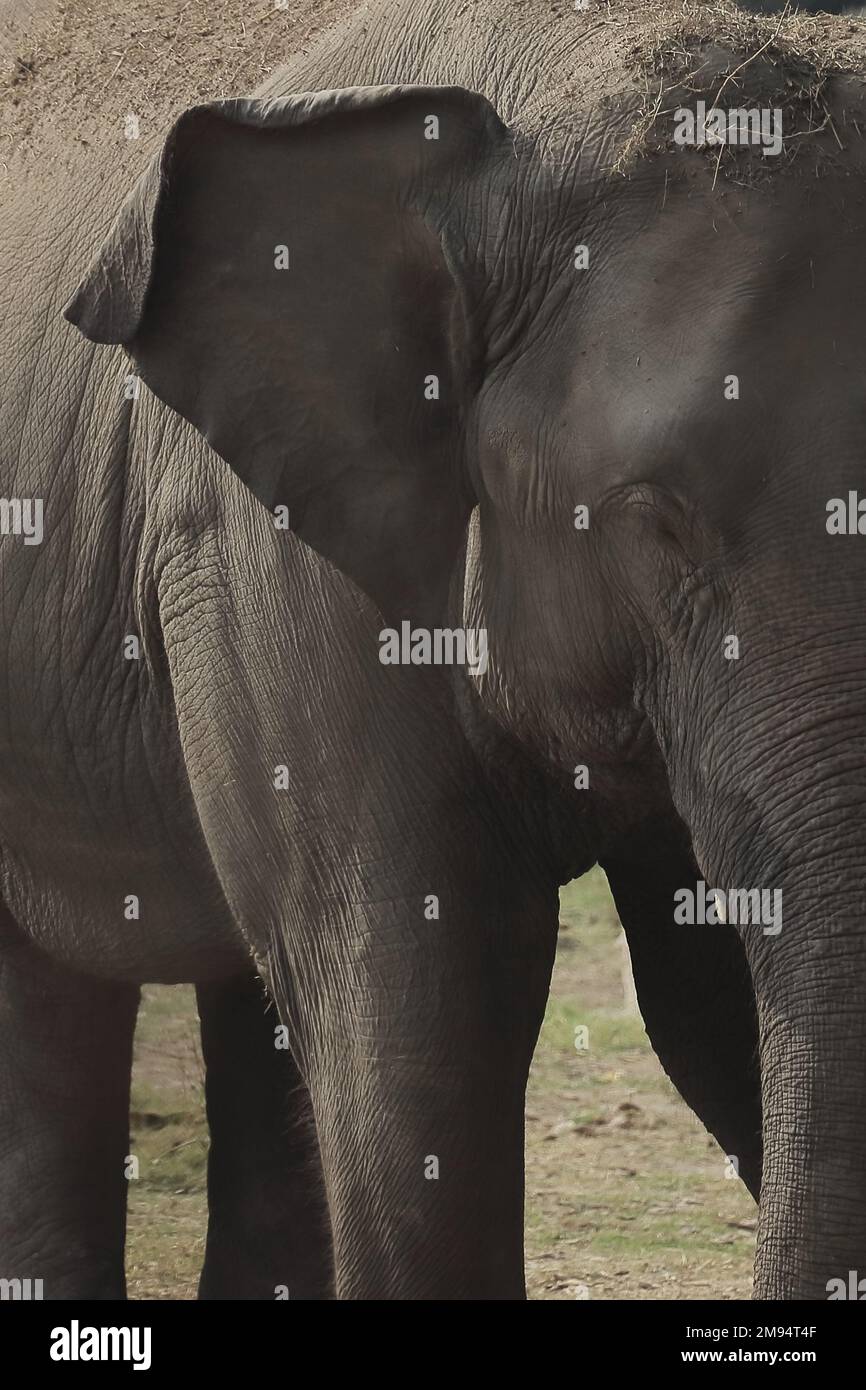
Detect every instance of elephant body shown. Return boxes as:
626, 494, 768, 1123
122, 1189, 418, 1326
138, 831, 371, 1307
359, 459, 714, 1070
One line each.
2, 0, 865, 1298
1, 0, 580, 1300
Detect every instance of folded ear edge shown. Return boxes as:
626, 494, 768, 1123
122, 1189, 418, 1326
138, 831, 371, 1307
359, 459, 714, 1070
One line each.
62, 83, 510, 347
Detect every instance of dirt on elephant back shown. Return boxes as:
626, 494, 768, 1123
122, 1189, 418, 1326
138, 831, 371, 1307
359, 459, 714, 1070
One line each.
615, 0, 866, 180
0, 0, 356, 179
6, 0, 866, 181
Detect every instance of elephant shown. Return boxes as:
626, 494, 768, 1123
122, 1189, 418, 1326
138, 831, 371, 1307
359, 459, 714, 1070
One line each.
2, 0, 865, 1300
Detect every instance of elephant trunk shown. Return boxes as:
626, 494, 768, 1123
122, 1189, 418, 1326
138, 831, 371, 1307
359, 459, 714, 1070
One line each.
718, 774, 866, 1297
662, 678, 866, 1299
754, 930, 866, 1298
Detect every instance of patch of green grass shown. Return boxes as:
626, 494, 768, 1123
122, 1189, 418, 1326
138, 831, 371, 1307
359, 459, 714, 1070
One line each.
540, 1002, 648, 1056
129, 1108, 208, 1194
129, 990, 208, 1196
559, 867, 621, 923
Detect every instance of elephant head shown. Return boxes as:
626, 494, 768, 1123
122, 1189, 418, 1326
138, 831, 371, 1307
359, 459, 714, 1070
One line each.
65, 61, 866, 1299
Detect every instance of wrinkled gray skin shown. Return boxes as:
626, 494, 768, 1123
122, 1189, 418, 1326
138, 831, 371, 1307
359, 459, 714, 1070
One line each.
2, 0, 865, 1300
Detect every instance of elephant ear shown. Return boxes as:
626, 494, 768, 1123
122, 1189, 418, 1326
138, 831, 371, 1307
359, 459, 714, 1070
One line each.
63, 85, 509, 616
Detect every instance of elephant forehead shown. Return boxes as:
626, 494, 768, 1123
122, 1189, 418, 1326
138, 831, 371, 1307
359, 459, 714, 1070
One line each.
535, 184, 866, 472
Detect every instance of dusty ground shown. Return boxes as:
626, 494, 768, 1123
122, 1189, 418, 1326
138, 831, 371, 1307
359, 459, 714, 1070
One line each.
524, 872, 755, 1301
125, 871, 756, 1301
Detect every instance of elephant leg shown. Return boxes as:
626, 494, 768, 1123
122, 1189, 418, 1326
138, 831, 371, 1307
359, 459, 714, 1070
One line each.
600, 818, 763, 1198
275, 882, 557, 1301
0, 924, 139, 1298
196, 972, 333, 1299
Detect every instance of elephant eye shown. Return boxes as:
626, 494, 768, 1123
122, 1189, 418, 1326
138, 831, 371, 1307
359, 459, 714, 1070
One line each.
607, 483, 713, 579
